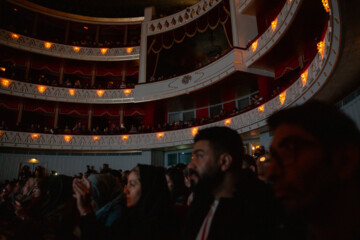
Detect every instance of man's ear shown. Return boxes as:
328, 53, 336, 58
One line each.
333, 144, 360, 181
219, 153, 233, 172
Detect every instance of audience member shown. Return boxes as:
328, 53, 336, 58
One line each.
183, 127, 278, 239
267, 101, 360, 239
73, 164, 176, 240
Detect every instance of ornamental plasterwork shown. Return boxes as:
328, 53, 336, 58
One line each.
146, 0, 222, 36
0, 49, 237, 103
244, 0, 300, 66
0, 29, 140, 61
0, 0, 339, 150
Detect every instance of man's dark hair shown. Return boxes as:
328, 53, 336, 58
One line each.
267, 101, 360, 148
194, 126, 244, 170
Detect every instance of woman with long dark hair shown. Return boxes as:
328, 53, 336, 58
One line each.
73, 164, 175, 240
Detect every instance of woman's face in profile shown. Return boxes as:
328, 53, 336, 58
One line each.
124, 171, 142, 207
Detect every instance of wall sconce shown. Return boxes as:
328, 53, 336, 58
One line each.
11, 33, 19, 39
191, 127, 198, 136
44, 42, 53, 49
271, 19, 277, 31
279, 91, 286, 105
317, 41, 325, 58
322, 0, 330, 13
69, 89, 76, 96
93, 136, 100, 141
258, 104, 265, 113
31, 133, 40, 139
157, 132, 164, 139
96, 90, 105, 97
37, 85, 47, 93
64, 135, 72, 142
100, 48, 108, 54
123, 89, 132, 96
126, 47, 133, 54
224, 119, 231, 126
301, 70, 308, 87
73, 46, 81, 52
251, 40, 258, 52
1, 79, 11, 87
28, 158, 39, 163
122, 135, 129, 140
0, 67, 6, 72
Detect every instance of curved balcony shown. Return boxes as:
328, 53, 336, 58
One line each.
0, 0, 341, 150
0, 49, 239, 103
9, 0, 144, 24
244, 0, 301, 66
0, 29, 140, 61
146, 0, 223, 36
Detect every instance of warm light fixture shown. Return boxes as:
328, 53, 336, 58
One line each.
13, 8, 18, 11
258, 105, 265, 113
271, 18, 277, 31
11, 33, 19, 39
122, 135, 129, 140
83, 26, 88, 30
123, 89, 132, 96
73, 46, 81, 52
259, 156, 266, 162
317, 41, 325, 58
126, 47, 133, 54
0, 67, 6, 72
301, 70, 308, 87
100, 48, 108, 54
191, 127, 198, 136
96, 90, 105, 97
93, 136, 100, 141
251, 145, 256, 151
44, 42, 53, 49
322, 0, 330, 13
63, 135, 72, 142
28, 158, 39, 163
224, 119, 231, 126
31, 133, 40, 139
157, 132, 164, 139
68, 89, 76, 96
279, 91, 286, 105
37, 85, 47, 93
1, 79, 11, 87
251, 40, 258, 52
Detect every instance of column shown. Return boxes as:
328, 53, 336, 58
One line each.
88, 105, 93, 131
53, 103, 59, 128
16, 101, 23, 126
121, 62, 127, 88
25, 56, 31, 81
65, 21, 70, 44
119, 105, 124, 126
229, 0, 239, 47
95, 25, 100, 44
123, 25, 128, 46
59, 59, 65, 85
91, 63, 96, 87
138, 7, 154, 84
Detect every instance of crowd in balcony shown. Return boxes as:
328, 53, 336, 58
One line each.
0, 61, 137, 90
